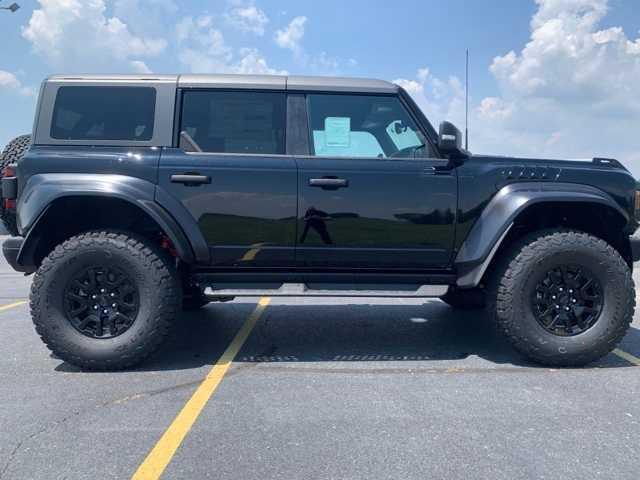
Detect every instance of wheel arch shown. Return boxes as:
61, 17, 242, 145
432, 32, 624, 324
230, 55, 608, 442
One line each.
17, 188, 198, 273
455, 182, 631, 288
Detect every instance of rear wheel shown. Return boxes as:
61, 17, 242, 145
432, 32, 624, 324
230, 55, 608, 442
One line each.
488, 229, 634, 367
0, 134, 31, 236
30, 231, 180, 370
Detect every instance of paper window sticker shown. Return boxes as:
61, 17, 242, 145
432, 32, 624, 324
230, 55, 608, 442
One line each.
324, 117, 351, 147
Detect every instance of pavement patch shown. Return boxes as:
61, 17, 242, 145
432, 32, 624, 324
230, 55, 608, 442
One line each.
131, 297, 271, 480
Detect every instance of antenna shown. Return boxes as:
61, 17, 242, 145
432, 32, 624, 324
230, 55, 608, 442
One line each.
465, 48, 469, 150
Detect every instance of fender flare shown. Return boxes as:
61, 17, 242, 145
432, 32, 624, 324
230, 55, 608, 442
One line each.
455, 182, 629, 288
16, 174, 210, 270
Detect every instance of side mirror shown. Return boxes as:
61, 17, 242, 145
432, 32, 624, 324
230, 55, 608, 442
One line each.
438, 121, 468, 159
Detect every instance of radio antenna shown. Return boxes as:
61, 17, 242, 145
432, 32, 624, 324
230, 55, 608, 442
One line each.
465, 48, 469, 150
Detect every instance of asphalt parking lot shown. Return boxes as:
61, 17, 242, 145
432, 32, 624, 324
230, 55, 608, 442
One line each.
1, 235, 640, 480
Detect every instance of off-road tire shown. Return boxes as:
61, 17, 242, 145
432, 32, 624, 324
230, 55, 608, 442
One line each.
30, 231, 180, 370
441, 287, 486, 310
487, 229, 634, 367
0, 134, 31, 236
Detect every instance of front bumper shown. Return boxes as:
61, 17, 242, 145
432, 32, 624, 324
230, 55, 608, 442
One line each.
630, 236, 640, 263
2, 237, 25, 272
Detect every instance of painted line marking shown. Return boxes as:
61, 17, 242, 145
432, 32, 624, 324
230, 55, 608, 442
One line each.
240, 242, 266, 262
612, 348, 640, 366
131, 297, 271, 480
0, 300, 27, 312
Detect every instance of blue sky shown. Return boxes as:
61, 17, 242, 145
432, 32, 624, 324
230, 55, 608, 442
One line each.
1, 0, 640, 175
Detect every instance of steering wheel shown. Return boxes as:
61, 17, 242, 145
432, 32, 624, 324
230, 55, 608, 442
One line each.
389, 145, 424, 159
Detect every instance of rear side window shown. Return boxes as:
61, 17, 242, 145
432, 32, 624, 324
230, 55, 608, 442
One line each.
50, 86, 156, 141
180, 90, 286, 155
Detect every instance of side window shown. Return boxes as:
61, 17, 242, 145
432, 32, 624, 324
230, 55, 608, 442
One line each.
180, 90, 286, 155
51, 86, 156, 141
386, 120, 423, 151
307, 94, 430, 159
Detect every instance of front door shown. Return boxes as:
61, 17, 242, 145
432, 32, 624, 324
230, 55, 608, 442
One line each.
297, 93, 457, 269
159, 89, 297, 267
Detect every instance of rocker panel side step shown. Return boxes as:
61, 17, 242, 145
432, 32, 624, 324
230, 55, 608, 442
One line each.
204, 283, 448, 298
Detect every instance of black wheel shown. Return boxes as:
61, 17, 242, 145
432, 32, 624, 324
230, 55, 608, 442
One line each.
30, 231, 180, 370
488, 229, 635, 367
0, 134, 31, 236
441, 287, 486, 310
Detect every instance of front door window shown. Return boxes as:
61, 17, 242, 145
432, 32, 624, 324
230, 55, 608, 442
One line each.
307, 94, 432, 159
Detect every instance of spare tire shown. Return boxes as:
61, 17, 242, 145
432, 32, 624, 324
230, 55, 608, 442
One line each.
0, 134, 31, 236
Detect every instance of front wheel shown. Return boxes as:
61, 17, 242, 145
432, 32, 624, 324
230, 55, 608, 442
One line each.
488, 229, 635, 367
30, 231, 180, 370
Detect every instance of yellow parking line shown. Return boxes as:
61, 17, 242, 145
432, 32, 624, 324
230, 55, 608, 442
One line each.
612, 348, 640, 366
0, 300, 27, 312
131, 297, 271, 480
240, 243, 266, 262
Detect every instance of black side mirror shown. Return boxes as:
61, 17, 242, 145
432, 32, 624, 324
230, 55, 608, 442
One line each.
438, 121, 468, 159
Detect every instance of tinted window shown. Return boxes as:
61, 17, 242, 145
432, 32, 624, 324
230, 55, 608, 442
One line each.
180, 90, 286, 155
307, 94, 430, 158
51, 86, 156, 141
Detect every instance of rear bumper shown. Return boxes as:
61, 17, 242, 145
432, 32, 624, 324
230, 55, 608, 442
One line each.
2, 237, 26, 272
630, 236, 640, 263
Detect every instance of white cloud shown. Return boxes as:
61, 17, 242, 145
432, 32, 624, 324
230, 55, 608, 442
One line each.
129, 60, 153, 74
275, 16, 307, 53
0, 70, 35, 97
394, 68, 466, 130
235, 48, 285, 74
309, 51, 340, 72
273, 16, 352, 74
397, 0, 640, 176
225, 2, 269, 36
113, 0, 178, 36
23, 0, 167, 72
177, 15, 285, 75
176, 15, 233, 72
483, 0, 640, 171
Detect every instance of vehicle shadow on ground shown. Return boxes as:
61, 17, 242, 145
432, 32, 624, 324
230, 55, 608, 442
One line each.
55, 299, 639, 372
235, 301, 638, 370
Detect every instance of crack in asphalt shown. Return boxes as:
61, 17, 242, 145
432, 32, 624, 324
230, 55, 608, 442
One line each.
0, 407, 85, 480
0, 346, 276, 478
0, 376, 207, 479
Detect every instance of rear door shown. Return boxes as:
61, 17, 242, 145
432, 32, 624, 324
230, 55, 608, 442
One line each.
158, 88, 298, 267
296, 93, 457, 269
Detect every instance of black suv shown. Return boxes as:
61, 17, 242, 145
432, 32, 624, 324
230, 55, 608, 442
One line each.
2, 74, 639, 369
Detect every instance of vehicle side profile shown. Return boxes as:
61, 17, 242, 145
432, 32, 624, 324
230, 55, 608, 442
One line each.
1, 73, 639, 369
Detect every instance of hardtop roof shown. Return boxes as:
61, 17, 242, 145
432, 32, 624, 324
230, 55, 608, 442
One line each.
46, 73, 398, 94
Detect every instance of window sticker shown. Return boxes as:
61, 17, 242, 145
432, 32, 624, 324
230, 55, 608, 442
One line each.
324, 117, 351, 147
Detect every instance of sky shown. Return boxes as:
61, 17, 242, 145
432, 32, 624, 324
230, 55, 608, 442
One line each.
1, 0, 640, 176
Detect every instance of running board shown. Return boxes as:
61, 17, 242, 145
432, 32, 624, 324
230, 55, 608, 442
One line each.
204, 283, 448, 298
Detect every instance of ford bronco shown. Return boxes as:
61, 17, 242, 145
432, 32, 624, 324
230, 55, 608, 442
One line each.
1, 74, 639, 369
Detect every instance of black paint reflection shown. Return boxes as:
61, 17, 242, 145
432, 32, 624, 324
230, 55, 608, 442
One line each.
300, 207, 333, 244
394, 210, 455, 225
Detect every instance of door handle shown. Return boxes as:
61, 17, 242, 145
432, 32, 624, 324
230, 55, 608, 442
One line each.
170, 174, 211, 185
308, 178, 349, 189
422, 166, 452, 176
